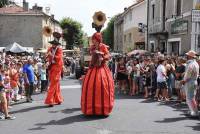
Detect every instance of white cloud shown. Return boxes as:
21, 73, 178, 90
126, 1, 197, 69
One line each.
14, 0, 135, 35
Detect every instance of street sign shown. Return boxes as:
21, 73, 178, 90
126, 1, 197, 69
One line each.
192, 9, 200, 22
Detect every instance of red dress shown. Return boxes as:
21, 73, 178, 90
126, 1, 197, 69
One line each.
45, 46, 64, 105
81, 43, 114, 116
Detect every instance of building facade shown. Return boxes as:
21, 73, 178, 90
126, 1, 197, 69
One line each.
114, 0, 147, 53
123, 0, 147, 52
148, 0, 200, 55
114, 13, 124, 53
0, 2, 65, 50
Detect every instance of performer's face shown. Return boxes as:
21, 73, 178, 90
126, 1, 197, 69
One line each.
52, 44, 57, 48
92, 39, 99, 46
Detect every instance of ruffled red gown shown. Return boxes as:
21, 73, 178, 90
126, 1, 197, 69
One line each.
45, 47, 64, 105
81, 43, 114, 116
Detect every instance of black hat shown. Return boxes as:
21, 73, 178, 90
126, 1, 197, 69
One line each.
49, 32, 62, 45
49, 40, 61, 45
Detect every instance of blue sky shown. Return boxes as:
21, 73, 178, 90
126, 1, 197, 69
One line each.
14, 0, 135, 35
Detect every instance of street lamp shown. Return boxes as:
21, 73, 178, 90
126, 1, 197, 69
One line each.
138, 23, 147, 33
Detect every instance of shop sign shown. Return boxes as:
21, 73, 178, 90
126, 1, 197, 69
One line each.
171, 19, 188, 35
192, 9, 200, 22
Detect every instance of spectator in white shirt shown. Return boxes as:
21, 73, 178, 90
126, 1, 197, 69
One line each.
155, 57, 168, 101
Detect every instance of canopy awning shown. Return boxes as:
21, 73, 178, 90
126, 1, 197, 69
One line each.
0, 47, 5, 52
135, 36, 145, 44
5, 42, 27, 53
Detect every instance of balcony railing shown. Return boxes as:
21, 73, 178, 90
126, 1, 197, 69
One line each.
148, 17, 166, 34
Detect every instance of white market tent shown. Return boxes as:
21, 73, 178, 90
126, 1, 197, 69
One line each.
0, 47, 5, 52
5, 42, 27, 53
26, 47, 34, 53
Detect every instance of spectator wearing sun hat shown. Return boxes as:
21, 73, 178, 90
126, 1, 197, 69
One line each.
182, 50, 199, 117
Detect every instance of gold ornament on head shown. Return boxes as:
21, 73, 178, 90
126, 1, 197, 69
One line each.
93, 11, 107, 27
92, 11, 107, 32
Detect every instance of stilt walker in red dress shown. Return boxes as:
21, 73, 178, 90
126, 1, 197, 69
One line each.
81, 32, 115, 116
45, 32, 64, 107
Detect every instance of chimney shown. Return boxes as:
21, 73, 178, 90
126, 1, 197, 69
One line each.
32, 3, 43, 12
23, 0, 29, 11
51, 14, 55, 20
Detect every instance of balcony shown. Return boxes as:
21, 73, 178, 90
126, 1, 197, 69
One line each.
148, 17, 168, 35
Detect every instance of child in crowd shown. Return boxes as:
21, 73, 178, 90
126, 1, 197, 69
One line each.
40, 64, 47, 93
0, 64, 15, 120
3, 76, 12, 108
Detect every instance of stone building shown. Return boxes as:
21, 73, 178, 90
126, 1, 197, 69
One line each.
148, 0, 200, 55
114, 13, 124, 53
0, 1, 65, 50
114, 0, 147, 53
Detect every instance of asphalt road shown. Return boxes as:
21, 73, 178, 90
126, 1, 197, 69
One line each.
0, 76, 200, 134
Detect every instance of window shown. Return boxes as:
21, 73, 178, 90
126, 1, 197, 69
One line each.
129, 33, 132, 43
171, 42, 179, 55
150, 43, 155, 52
198, 35, 200, 47
129, 11, 132, 21
160, 41, 166, 54
124, 35, 127, 42
162, 0, 166, 30
125, 16, 128, 24
176, 0, 182, 16
152, 4, 155, 20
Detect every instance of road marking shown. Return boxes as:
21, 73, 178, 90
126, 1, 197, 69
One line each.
61, 85, 81, 89
97, 129, 112, 134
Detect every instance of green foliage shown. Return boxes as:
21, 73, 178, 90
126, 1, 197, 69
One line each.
0, 0, 9, 8
102, 16, 115, 51
0, 0, 16, 8
60, 17, 84, 49
127, 47, 132, 52
82, 38, 89, 48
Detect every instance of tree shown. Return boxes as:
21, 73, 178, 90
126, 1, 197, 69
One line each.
0, 0, 15, 8
60, 17, 84, 49
0, 0, 9, 8
102, 16, 115, 51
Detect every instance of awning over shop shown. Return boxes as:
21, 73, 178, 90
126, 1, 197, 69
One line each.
135, 36, 145, 44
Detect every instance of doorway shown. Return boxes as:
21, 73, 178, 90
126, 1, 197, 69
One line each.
150, 41, 155, 52
169, 41, 180, 55
160, 41, 166, 54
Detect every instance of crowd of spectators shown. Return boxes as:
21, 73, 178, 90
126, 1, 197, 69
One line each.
108, 51, 200, 118
0, 52, 75, 120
